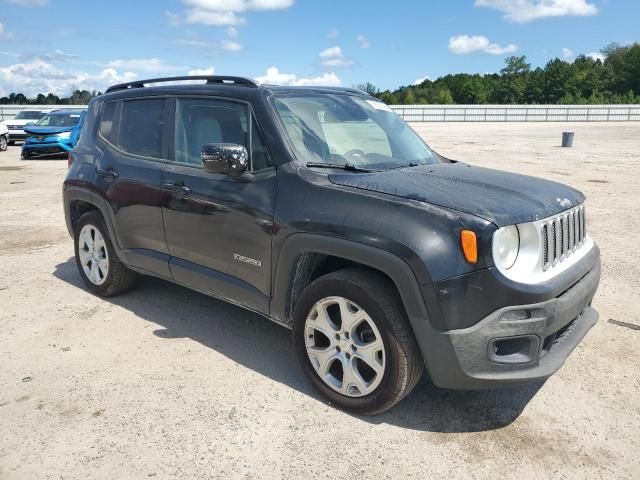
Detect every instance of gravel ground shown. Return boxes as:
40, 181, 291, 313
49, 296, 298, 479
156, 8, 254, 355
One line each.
0, 122, 638, 480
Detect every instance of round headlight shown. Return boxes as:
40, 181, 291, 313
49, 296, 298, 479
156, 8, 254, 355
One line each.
493, 225, 520, 270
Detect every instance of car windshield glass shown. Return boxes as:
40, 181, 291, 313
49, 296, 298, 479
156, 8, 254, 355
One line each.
36, 112, 82, 127
272, 94, 437, 170
15, 111, 44, 120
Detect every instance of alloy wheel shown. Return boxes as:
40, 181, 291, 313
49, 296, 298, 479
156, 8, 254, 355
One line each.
78, 224, 109, 285
304, 296, 385, 397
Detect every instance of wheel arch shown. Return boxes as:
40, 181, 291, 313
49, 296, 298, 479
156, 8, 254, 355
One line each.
271, 234, 436, 340
64, 185, 122, 253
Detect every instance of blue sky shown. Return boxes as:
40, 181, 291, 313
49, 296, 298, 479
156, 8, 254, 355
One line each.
0, 0, 638, 97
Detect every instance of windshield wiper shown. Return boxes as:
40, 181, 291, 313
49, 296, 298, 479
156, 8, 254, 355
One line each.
306, 162, 379, 173
387, 162, 421, 170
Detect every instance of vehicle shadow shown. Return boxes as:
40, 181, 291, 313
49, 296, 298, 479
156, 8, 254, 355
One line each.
53, 257, 542, 433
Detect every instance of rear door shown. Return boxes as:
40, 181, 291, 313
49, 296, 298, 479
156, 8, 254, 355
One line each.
161, 96, 277, 314
95, 97, 172, 278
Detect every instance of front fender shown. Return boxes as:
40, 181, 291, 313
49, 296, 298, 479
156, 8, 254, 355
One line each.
273, 232, 438, 328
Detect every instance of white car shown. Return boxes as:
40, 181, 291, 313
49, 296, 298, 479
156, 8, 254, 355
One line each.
0, 121, 8, 151
4, 109, 51, 144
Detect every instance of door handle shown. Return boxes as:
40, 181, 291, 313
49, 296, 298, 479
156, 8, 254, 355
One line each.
96, 167, 119, 179
162, 183, 191, 199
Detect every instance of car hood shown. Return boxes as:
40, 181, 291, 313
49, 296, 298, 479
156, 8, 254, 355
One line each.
328, 162, 585, 227
23, 125, 74, 136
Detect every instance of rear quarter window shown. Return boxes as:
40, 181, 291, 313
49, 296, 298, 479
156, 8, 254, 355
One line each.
117, 98, 167, 159
100, 102, 117, 144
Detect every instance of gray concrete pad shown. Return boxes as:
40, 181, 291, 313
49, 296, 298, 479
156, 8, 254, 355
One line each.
0, 122, 638, 479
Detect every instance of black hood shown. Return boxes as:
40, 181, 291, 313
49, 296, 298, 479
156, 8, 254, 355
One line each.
328, 162, 585, 227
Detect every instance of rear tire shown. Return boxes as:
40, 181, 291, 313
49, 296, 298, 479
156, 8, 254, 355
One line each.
292, 268, 423, 415
74, 211, 137, 296
0, 136, 7, 152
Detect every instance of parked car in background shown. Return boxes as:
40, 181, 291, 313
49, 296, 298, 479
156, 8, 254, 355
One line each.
4, 109, 51, 144
22, 109, 86, 159
0, 121, 8, 151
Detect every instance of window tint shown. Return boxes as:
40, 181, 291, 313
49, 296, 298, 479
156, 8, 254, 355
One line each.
118, 99, 166, 158
100, 102, 117, 143
251, 117, 271, 170
175, 98, 248, 166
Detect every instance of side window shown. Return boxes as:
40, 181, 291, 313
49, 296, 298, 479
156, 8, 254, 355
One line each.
175, 98, 248, 166
118, 98, 166, 158
251, 117, 271, 170
99, 102, 117, 144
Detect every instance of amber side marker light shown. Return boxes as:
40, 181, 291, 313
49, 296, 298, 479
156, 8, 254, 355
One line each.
461, 230, 478, 264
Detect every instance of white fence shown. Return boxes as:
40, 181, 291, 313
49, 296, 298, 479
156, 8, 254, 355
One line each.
2, 104, 640, 122
391, 104, 640, 122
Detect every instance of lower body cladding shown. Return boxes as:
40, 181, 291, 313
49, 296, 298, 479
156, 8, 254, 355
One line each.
22, 139, 73, 158
419, 256, 601, 389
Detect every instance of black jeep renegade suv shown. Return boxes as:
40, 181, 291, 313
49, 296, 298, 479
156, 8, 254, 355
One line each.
63, 76, 601, 415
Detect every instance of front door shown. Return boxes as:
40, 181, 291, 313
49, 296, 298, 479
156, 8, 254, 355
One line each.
161, 97, 277, 314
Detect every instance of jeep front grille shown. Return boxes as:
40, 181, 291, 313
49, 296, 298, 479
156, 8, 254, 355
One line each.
541, 205, 586, 271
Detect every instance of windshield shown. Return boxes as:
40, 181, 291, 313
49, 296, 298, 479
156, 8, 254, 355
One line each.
36, 112, 82, 127
15, 111, 45, 120
272, 94, 437, 170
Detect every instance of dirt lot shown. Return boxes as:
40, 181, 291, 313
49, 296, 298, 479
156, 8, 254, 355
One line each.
1, 122, 639, 480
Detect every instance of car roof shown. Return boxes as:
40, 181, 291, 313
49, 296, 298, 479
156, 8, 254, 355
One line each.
100, 76, 370, 102
48, 109, 87, 115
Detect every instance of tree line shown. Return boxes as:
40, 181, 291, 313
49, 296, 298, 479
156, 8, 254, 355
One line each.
0, 89, 101, 105
2, 43, 639, 106
361, 42, 640, 105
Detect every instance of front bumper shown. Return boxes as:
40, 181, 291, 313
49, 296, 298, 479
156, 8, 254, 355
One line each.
22, 138, 73, 157
420, 250, 601, 389
8, 130, 27, 141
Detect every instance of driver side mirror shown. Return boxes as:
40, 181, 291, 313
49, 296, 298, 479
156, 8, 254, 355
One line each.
201, 143, 249, 177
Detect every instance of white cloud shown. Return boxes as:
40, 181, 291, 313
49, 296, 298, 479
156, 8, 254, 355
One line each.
0, 60, 138, 97
21, 49, 78, 62
186, 9, 245, 26
319, 46, 354, 68
587, 51, 605, 62
562, 47, 574, 59
327, 28, 339, 39
413, 75, 431, 85
255, 66, 341, 86
475, 0, 598, 23
226, 26, 239, 37
166, 10, 182, 26
106, 58, 179, 72
188, 67, 216, 75
449, 35, 518, 55
176, 38, 243, 53
0, 21, 13, 39
319, 46, 342, 58
180, 0, 294, 26
4, 0, 48, 6
221, 39, 243, 51
356, 34, 370, 49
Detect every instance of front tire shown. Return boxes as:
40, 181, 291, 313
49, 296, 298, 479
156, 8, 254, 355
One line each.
292, 269, 424, 415
74, 211, 136, 296
0, 136, 7, 152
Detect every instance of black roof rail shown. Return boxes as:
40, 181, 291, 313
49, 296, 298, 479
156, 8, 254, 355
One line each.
105, 75, 259, 93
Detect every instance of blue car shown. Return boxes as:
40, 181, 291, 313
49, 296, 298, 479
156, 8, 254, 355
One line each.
22, 109, 86, 159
